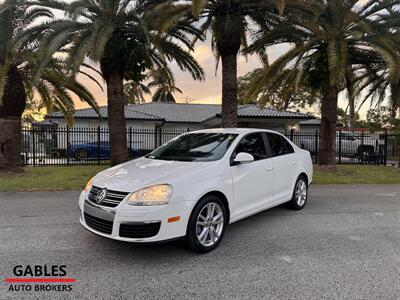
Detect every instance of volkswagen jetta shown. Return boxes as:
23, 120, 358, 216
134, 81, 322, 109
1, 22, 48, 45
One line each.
79, 128, 313, 252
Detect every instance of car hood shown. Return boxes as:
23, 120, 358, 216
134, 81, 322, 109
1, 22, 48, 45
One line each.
92, 157, 211, 192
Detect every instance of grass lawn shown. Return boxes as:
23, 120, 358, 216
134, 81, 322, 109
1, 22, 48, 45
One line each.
0, 165, 108, 192
0, 164, 399, 192
313, 164, 400, 185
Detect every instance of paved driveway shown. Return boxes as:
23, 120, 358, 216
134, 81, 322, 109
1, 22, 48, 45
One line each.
0, 185, 399, 299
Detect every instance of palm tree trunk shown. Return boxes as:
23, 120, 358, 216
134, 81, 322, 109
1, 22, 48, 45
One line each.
318, 85, 338, 168
0, 66, 26, 172
345, 67, 355, 130
221, 54, 238, 128
349, 101, 355, 130
104, 69, 129, 166
390, 82, 399, 119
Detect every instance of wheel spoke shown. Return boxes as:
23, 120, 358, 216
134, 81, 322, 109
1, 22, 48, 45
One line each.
207, 203, 215, 218
212, 213, 223, 224
198, 214, 207, 222
212, 226, 220, 239
199, 227, 209, 243
197, 221, 206, 227
209, 227, 216, 242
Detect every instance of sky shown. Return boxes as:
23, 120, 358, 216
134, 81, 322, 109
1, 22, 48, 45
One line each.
74, 41, 273, 106
74, 41, 361, 118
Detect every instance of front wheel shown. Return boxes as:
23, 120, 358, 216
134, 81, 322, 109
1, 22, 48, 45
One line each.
286, 176, 308, 210
186, 196, 228, 253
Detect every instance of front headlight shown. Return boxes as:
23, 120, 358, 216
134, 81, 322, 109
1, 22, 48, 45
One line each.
84, 177, 95, 193
128, 184, 173, 206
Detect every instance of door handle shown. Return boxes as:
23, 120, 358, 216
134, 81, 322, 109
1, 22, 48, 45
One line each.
291, 162, 297, 165
266, 167, 274, 172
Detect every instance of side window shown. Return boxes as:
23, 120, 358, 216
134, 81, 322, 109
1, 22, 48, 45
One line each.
266, 133, 291, 157
235, 133, 268, 161
280, 136, 295, 154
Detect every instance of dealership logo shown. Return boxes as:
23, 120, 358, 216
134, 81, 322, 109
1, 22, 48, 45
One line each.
3, 265, 76, 293
96, 188, 108, 204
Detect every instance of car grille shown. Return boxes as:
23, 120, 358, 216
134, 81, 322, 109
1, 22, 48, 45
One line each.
84, 213, 113, 234
119, 222, 161, 239
88, 186, 129, 207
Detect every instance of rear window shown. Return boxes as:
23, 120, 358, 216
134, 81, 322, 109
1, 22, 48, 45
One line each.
266, 133, 294, 157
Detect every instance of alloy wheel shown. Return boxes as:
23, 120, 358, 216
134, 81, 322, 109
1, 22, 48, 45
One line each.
295, 179, 307, 207
196, 202, 224, 247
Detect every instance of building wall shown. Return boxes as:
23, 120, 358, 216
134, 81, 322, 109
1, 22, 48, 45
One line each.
299, 125, 320, 132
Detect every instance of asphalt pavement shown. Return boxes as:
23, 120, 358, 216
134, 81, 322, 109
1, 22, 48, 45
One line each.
0, 185, 399, 299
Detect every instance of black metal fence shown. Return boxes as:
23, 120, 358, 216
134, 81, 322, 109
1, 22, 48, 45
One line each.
21, 126, 400, 167
21, 126, 188, 166
288, 130, 400, 166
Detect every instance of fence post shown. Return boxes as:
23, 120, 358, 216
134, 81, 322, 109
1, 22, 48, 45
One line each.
361, 131, 365, 163
129, 127, 132, 159
97, 126, 101, 164
66, 126, 70, 166
314, 130, 319, 164
154, 128, 158, 148
32, 126, 36, 167
338, 130, 342, 164
290, 129, 294, 142
383, 131, 388, 166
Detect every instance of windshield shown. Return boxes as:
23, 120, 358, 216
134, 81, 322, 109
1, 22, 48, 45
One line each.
146, 133, 238, 162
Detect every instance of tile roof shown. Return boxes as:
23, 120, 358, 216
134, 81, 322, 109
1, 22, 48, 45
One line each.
299, 119, 321, 125
47, 106, 162, 121
128, 103, 220, 123
237, 104, 312, 118
46, 103, 313, 123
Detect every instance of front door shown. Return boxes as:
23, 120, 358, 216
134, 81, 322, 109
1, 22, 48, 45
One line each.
230, 132, 274, 220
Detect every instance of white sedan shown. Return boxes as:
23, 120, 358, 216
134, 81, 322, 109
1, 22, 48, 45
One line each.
79, 128, 313, 252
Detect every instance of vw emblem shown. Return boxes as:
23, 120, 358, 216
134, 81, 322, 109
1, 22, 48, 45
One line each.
96, 188, 108, 204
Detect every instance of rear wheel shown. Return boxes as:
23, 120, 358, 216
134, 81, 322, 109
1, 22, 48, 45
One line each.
186, 195, 227, 253
286, 176, 308, 210
74, 149, 88, 161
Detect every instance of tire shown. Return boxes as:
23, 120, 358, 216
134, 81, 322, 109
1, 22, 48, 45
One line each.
186, 195, 228, 253
51, 150, 61, 158
74, 149, 88, 161
286, 176, 308, 210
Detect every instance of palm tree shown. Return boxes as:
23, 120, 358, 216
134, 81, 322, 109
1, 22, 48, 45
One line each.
124, 68, 183, 104
148, 68, 182, 103
123, 80, 151, 105
184, 0, 282, 127
246, 0, 400, 167
238, 68, 320, 110
351, 49, 400, 121
0, 0, 98, 172
28, 0, 204, 166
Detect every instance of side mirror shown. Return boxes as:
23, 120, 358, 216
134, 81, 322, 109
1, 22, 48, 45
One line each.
233, 152, 254, 165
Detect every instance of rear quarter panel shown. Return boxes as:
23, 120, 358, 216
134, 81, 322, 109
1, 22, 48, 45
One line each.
299, 149, 313, 184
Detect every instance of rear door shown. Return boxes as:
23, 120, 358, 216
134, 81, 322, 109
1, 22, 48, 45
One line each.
265, 133, 298, 202
230, 132, 274, 220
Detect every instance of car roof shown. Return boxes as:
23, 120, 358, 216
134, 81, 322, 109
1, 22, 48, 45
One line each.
188, 128, 282, 135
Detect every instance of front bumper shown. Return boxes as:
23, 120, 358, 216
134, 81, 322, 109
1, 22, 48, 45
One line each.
79, 191, 193, 243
